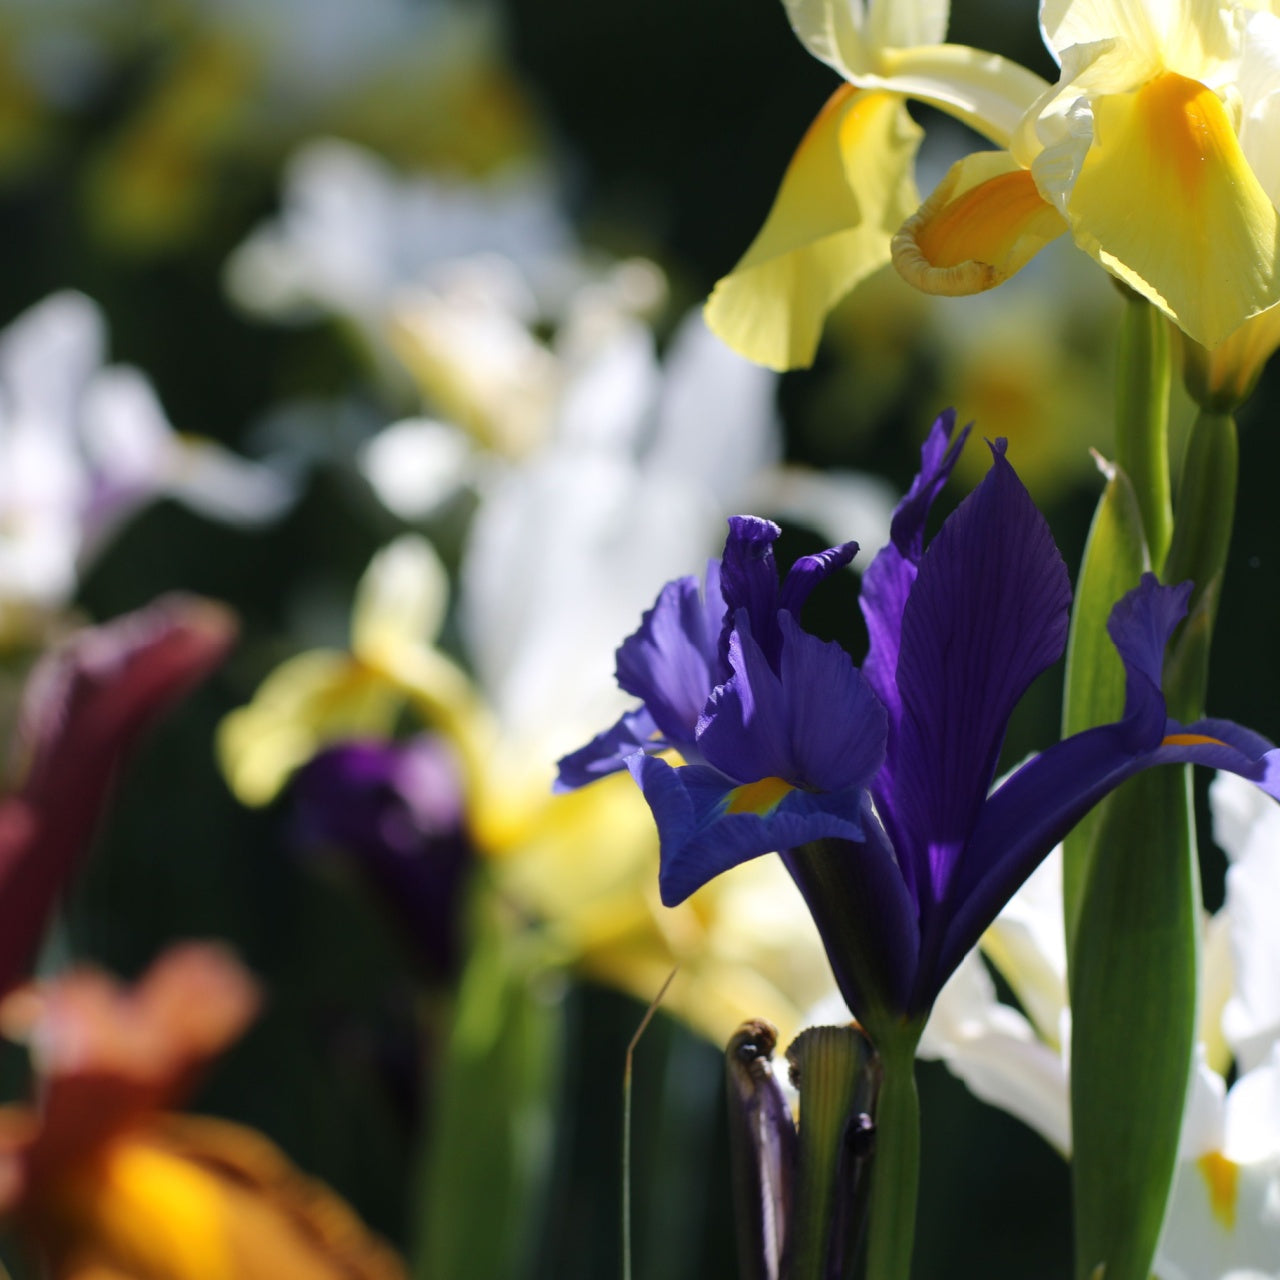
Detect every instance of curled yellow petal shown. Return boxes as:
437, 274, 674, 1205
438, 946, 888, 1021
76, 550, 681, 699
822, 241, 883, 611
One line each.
1064, 71, 1280, 347
704, 87, 923, 370
892, 150, 1067, 295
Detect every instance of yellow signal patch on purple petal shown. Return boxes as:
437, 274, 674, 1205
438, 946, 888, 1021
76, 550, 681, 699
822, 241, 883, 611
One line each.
1197, 1151, 1239, 1230
724, 776, 795, 816
1161, 731, 1228, 748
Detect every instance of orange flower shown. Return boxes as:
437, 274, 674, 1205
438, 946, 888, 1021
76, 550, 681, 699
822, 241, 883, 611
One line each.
0, 944, 407, 1280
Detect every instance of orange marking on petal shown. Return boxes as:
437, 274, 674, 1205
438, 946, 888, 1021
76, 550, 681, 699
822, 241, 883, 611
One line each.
1161, 732, 1228, 748
1197, 1151, 1239, 1230
893, 152, 1065, 296
725, 777, 795, 816
915, 168, 1050, 272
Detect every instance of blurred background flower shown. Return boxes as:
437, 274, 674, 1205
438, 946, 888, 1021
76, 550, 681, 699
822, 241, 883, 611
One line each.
0, 0, 1271, 1276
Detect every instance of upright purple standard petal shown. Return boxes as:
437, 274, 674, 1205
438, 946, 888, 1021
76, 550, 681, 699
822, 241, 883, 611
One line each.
859, 411, 969, 733
888, 440, 1070, 923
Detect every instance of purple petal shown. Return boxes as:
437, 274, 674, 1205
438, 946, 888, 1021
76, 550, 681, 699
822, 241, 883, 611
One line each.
629, 755, 865, 906
934, 717, 1280, 1000
718, 516, 783, 666
1107, 573, 1192, 749
888, 440, 1070, 917
291, 737, 472, 974
555, 706, 662, 790
697, 614, 886, 793
859, 411, 970, 732
615, 571, 724, 747
930, 576, 1280, 1001
777, 539, 860, 618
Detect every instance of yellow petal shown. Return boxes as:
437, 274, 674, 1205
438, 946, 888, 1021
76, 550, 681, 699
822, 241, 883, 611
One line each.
1064, 71, 1280, 346
350, 535, 449, 660
892, 150, 1068, 294
42, 1119, 405, 1280
1183, 300, 1280, 408
704, 87, 923, 370
216, 651, 400, 807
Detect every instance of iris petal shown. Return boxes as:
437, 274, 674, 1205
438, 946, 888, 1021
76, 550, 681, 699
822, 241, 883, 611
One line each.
615, 572, 724, 746
634, 755, 866, 907
893, 151, 1068, 296
1064, 71, 1280, 347
935, 579, 1280, 995
890, 441, 1071, 910
704, 88, 924, 371
555, 706, 661, 790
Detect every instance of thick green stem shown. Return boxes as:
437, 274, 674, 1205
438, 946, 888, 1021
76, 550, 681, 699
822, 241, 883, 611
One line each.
862, 1032, 920, 1280
1114, 292, 1173, 568
1161, 408, 1238, 720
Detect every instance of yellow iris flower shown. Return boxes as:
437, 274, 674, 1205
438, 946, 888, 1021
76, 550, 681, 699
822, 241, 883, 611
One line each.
709, 0, 1280, 369
218, 537, 836, 1048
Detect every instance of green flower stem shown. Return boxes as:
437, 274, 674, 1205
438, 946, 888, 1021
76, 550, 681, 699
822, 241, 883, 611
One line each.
862, 1028, 921, 1280
1114, 292, 1173, 568
1161, 407, 1238, 721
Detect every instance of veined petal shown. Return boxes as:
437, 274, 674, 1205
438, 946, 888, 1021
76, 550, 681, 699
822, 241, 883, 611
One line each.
893, 150, 1068, 297
1064, 71, 1280, 347
631, 756, 865, 906
891, 440, 1070, 911
704, 88, 923, 371
860, 410, 968, 734
697, 614, 886, 792
936, 579, 1280, 996
615, 571, 724, 747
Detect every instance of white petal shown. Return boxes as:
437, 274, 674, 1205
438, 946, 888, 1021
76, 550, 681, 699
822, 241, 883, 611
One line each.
1225, 1048, 1280, 1164
644, 310, 781, 506
359, 418, 476, 520
981, 845, 1070, 1047
1214, 777, 1280, 1071
920, 951, 1072, 1153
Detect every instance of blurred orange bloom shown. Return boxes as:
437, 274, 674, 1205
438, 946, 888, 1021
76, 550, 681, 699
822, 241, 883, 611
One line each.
0, 944, 407, 1280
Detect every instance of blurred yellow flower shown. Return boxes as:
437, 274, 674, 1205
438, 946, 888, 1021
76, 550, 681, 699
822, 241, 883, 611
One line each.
218, 536, 837, 1047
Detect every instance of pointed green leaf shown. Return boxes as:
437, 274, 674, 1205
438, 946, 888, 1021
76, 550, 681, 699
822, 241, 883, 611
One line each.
413, 892, 563, 1280
1070, 766, 1198, 1280
1061, 461, 1150, 949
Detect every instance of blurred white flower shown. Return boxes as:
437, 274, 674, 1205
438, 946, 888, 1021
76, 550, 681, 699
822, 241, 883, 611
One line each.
919, 775, 1280, 1279
0, 291, 293, 642
225, 138, 578, 353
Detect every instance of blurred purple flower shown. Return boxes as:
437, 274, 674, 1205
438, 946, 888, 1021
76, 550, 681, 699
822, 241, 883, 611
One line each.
290, 737, 472, 975
558, 412, 1280, 1030
0, 595, 237, 993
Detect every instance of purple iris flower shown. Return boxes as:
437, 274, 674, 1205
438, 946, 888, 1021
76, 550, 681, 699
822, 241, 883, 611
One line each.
291, 736, 472, 976
557, 412, 1280, 1029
